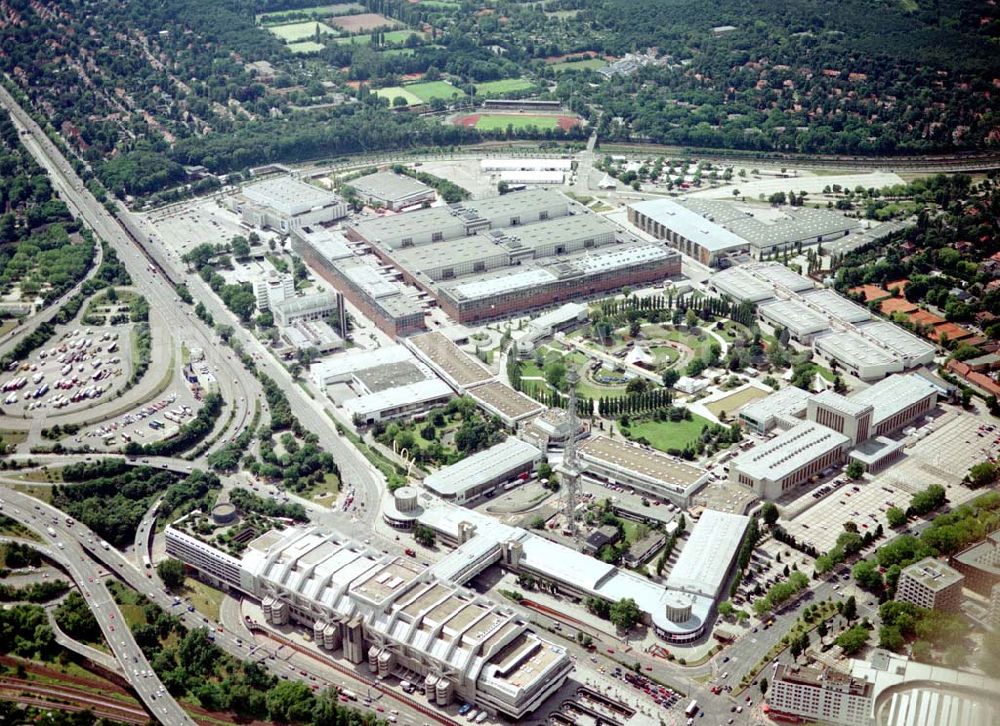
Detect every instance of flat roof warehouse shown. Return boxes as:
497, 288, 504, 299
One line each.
423, 438, 542, 498
348, 171, 432, 200
242, 177, 343, 217
629, 197, 749, 253
579, 436, 707, 489
350, 189, 682, 323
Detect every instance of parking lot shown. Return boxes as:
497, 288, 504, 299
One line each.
72, 380, 203, 450
1, 324, 131, 417
876, 410, 1000, 497
784, 478, 910, 553
409, 159, 498, 200
138, 196, 276, 262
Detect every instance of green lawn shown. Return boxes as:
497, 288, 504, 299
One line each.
473, 114, 562, 131
649, 344, 681, 367
405, 80, 466, 103
576, 378, 627, 400
302, 472, 340, 504
551, 58, 607, 73
11, 483, 52, 503
474, 78, 535, 96
626, 413, 713, 452
521, 348, 628, 400
643, 325, 714, 358
181, 577, 226, 621
0, 319, 17, 336
287, 40, 326, 54
373, 85, 423, 106
715, 320, 751, 343
815, 365, 835, 382
268, 21, 337, 42
335, 29, 424, 45
0, 428, 27, 444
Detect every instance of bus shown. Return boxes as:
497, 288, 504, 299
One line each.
685, 700, 699, 718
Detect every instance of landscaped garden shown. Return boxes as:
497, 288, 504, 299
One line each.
373, 395, 505, 467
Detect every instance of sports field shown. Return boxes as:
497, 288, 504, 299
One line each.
287, 40, 326, 54
474, 78, 535, 96
373, 86, 423, 106
257, 4, 364, 24
455, 113, 578, 131
704, 386, 769, 418
551, 58, 607, 73
268, 21, 337, 42
332, 12, 398, 32
406, 80, 465, 103
335, 29, 424, 45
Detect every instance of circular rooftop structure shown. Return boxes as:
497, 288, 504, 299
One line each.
395, 486, 419, 512
211, 502, 238, 525
383, 487, 424, 529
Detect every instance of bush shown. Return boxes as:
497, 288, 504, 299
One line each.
157, 558, 186, 588
886, 506, 907, 528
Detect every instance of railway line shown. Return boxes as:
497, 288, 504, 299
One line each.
0, 677, 151, 724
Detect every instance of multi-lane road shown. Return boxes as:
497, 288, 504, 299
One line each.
0, 490, 196, 725
0, 82, 256, 460
0, 80, 385, 530
1, 486, 456, 726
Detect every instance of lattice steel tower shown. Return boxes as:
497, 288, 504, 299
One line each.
557, 368, 583, 543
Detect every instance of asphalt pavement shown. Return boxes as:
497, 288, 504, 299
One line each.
0, 490, 196, 725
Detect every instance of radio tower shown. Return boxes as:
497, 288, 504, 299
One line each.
557, 368, 583, 543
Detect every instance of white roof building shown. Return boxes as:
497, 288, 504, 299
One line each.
235, 176, 348, 231
243, 176, 344, 218
801, 288, 872, 324
851, 374, 938, 436
746, 262, 816, 293
498, 170, 565, 185
342, 379, 453, 424
667, 512, 750, 598
730, 420, 851, 499
628, 198, 749, 265
272, 291, 338, 327
855, 320, 936, 368
295, 226, 354, 261
758, 299, 831, 342
814, 330, 905, 381
738, 385, 813, 433
480, 159, 573, 172
423, 438, 543, 505
529, 302, 588, 336
417, 495, 746, 644
577, 435, 710, 507
348, 171, 435, 210
675, 376, 709, 394
851, 650, 1000, 726
711, 266, 778, 303
168, 523, 575, 718
311, 345, 418, 386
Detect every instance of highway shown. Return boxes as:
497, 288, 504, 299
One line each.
0, 82, 256, 465
0, 490, 196, 725
0, 81, 384, 533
